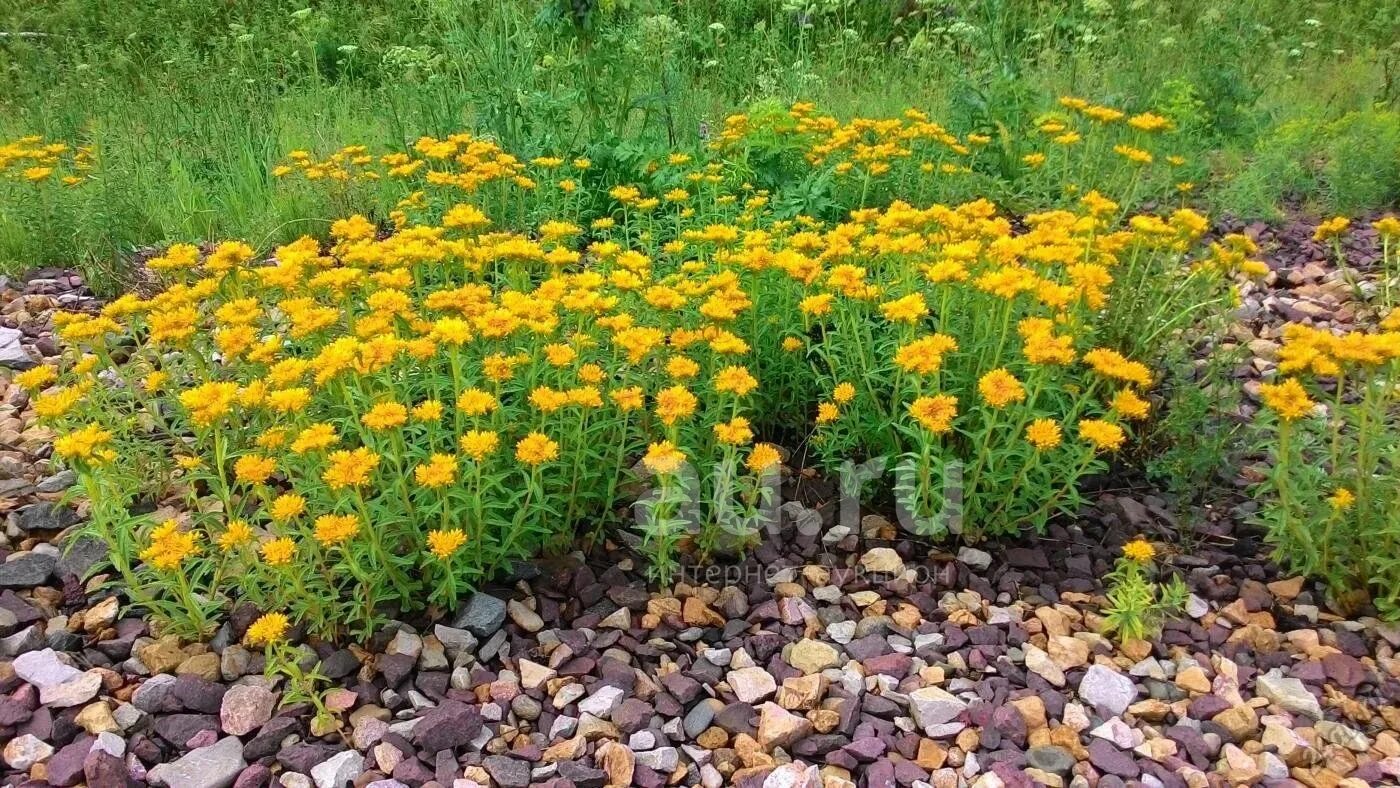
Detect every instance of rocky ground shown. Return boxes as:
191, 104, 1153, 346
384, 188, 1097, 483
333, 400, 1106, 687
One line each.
2, 221, 1400, 788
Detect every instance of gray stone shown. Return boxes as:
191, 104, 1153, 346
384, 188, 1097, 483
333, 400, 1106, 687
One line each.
1026, 745, 1075, 776
14, 647, 81, 687
14, 502, 79, 532
0, 552, 56, 588
1256, 670, 1322, 720
0, 327, 35, 370
148, 736, 246, 788
957, 547, 992, 570
451, 594, 506, 637
311, 750, 364, 788
908, 685, 967, 733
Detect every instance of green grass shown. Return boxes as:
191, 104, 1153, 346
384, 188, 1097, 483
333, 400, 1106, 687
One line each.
1, 0, 1398, 290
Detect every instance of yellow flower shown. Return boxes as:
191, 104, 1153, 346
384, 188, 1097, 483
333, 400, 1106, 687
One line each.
879, 293, 928, 324
909, 395, 958, 434
139, 519, 199, 572
291, 423, 339, 454
322, 447, 380, 489
428, 528, 468, 560
655, 385, 698, 425
412, 400, 444, 422
894, 334, 958, 375
1259, 378, 1315, 421
714, 417, 754, 446
53, 423, 113, 462
826, 382, 856, 407
1110, 389, 1150, 420
1079, 419, 1126, 452
1025, 419, 1062, 450
1328, 488, 1355, 511
458, 388, 499, 417
233, 454, 277, 485
782, 336, 804, 352
1122, 539, 1155, 563
261, 537, 296, 566
713, 365, 758, 397
816, 402, 840, 424
746, 443, 782, 474
218, 520, 254, 551
1312, 216, 1349, 241
460, 430, 500, 461
269, 494, 306, 522
643, 441, 687, 475
515, 432, 559, 465
977, 369, 1026, 409
362, 402, 408, 431
610, 386, 644, 412
14, 365, 57, 391
415, 453, 458, 488
314, 514, 360, 547
244, 612, 290, 647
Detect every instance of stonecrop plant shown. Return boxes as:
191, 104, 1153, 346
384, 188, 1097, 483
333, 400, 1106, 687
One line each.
1252, 218, 1400, 616
26, 98, 1268, 641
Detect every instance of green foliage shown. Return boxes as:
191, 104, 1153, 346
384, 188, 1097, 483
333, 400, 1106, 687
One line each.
0, 0, 1398, 284
1100, 544, 1190, 643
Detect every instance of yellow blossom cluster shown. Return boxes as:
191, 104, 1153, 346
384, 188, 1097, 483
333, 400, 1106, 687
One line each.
31, 100, 1253, 638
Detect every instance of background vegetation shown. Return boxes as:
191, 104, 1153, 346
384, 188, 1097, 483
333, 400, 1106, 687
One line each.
1, 0, 1398, 283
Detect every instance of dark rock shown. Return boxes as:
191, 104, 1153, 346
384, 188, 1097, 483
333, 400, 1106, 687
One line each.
412, 699, 482, 752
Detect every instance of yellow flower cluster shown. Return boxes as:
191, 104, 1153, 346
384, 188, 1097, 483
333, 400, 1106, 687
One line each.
33, 99, 1244, 636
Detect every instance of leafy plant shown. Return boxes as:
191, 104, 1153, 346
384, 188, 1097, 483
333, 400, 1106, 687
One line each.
1100, 538, 1189, 642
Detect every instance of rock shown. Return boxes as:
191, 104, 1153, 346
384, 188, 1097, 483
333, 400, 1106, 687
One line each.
908, 685, 967, 733
1174, 665, 1211, 695
452, 593, 507, 637
506, 599, 544, 633
483, 755, 530, 788
1024, 644, 1065, 687
1256, 669, 1322, 719
727, 667, 778, 703
1212, 705, 1258, 741
412, 699, 482, 752
1316, 720, 1370, 752
787, 639, 840, 674
14, 502, 79, 532
1047, 636, 1089, 670
762, 762, 822, 788
75, 701, 119, 734
956, 547, 992, 570
0, 326, 35, 369
518, 658, 556, 691
221, 683, 278, 735
42, 670, 102, 708
311, 750, 364, 788
178, 652, 222, 681
596, 741, 635, 787
1086, 739, 1139, 779
756, 702, 813, 749
1078, 664, 1136, 715
148, 736, 246, 788
4, 733, 54, 770
777, 674, 826, 711
859, 548, 904, 575
1026, 746, 1074, 776
138, 635, 187, 674
0, 552, 56, 587
13, 647, 80, 687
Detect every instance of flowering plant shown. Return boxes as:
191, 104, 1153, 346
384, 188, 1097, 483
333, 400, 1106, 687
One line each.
25, 98, 1257, 640
1251, 223, 1400, 614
